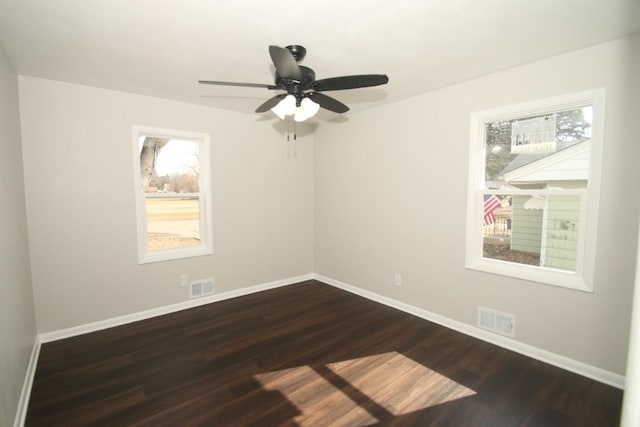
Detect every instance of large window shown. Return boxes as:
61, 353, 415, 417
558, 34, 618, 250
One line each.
465, 90, 605, 291
132, 126, 213, 263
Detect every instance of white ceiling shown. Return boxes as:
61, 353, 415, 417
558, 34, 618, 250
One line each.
0, 0, 638, 119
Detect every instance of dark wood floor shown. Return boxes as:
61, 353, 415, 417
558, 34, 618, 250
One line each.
26, 280, 622, 426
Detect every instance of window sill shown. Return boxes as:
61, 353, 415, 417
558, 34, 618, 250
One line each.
138, 245, 213, 264
465, 258, 592, 292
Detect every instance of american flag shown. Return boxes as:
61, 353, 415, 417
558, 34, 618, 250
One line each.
483, 195, 502, 226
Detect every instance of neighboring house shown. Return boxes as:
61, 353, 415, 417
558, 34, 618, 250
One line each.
501, 140, 591, 271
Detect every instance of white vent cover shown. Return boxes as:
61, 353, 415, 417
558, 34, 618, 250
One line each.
189, 278, 215, 299
478, 306, 515, 337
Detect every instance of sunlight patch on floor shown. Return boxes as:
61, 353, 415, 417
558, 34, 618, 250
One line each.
254, 351, 476, 425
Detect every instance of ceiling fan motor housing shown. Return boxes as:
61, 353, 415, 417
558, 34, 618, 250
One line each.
275, 65, 316, 102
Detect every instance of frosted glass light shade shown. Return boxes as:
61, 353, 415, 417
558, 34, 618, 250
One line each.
294, 97, 320, 122
294, 107, 308, 122
271, 95, 297, 119
272, 106, 286, 120
301, 97, 320, 117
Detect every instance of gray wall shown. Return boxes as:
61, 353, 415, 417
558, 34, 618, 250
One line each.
18, 77, 315, 333
0, 43, 36, 426
314, 36, 640, 375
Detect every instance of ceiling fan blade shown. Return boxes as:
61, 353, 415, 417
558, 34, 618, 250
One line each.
269, 45, 302, 80
312, 74, 389, 91
255, 94, 286, 113
199, 80, 276, 89
308, 92, 349, 113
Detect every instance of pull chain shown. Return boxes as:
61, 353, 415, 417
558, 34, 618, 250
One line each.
285, 118, 297, 142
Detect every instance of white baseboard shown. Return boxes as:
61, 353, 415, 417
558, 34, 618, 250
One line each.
314, 273, 625, 390
13, 336, 41, 427
39, 274, 314, 343
33, 271, 624, 392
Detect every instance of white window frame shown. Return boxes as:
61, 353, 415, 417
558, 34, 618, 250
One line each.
132, 126, 213, 264
465, 89, 606, 291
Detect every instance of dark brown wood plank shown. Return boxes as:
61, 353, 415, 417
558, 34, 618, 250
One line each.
25, 280, 623, 426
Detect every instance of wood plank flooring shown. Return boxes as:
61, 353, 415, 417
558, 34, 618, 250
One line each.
26, 280, 623, 426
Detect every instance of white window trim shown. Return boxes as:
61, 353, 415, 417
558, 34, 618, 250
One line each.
132, 126, 213, 264
465, 89, 606, 292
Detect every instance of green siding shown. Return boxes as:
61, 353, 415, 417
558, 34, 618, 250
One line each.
542, 195, 580, 271
510, 195, 542, 254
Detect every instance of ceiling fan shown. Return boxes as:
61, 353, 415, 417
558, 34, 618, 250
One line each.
199, 45, 389, 122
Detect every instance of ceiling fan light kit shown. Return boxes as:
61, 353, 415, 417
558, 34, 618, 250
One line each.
272, 94, 321, 122
271, 94, 297, 119
199, 45, 389, 123
298, 97, 320, 119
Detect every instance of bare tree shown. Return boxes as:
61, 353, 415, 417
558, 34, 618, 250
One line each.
140, 137, 169, 188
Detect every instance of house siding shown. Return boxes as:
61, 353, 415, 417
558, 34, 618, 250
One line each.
542, 195, 581, 271
510, 195, 543, 253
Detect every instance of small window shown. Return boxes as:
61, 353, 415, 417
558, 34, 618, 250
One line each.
465, 90, 605, 291
132, 126, 213, 263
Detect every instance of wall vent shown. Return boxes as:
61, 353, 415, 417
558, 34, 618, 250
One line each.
189, 278, 215, 299
478, 306, 515, 337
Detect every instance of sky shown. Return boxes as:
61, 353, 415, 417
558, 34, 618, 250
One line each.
139, 138, 199, 176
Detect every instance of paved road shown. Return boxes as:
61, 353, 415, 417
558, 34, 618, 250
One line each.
148, 219, 199, 238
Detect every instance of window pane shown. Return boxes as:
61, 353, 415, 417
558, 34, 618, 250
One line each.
139, 137, 201, 251
481, 106, 591, 273
134, 127, 212, 264
484, 106, 592, 187
482, 193, 581, 272
467, 90, 604, 290
139, 138, 200, 193
146, 197, 200, 250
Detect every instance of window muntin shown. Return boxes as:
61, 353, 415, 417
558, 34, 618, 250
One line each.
133, 127, 212, 264
466, 90, 605, 291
